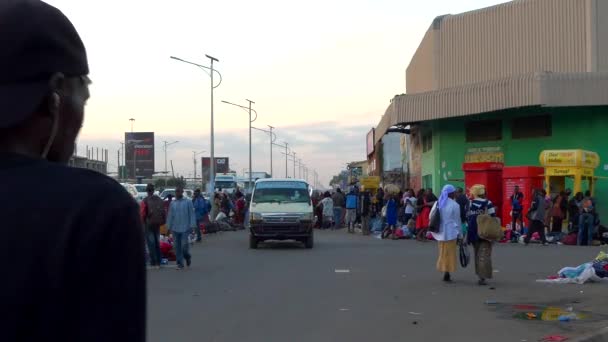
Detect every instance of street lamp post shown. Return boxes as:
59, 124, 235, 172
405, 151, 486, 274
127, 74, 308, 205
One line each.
293, 152, 297, 179
268, 125, 274, 177
252, 125, 277, 177
170, 54, 221, 193
163, 140, 179, 175
192, 150, 206, 180
222, 100, 258, 193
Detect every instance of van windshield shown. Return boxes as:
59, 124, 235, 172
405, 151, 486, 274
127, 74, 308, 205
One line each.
215, 181, 236, 189
253, 182, 310, 203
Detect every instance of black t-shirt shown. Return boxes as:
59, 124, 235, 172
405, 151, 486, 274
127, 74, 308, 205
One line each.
0, 153, 145, 341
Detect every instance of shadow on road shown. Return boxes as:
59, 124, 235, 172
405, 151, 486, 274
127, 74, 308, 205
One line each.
257, 240, 306, 250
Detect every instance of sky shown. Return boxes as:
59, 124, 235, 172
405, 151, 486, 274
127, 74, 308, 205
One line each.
46, 0, 506, 187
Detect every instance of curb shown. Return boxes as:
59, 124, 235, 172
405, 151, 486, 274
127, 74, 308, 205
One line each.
571, 327, 608, 342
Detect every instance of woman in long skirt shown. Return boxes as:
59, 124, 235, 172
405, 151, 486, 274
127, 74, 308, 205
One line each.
466, 184, 496, 286
430, 185, 462, 282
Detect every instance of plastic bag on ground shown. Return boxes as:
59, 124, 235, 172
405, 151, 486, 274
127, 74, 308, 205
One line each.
536, 263, 605, 284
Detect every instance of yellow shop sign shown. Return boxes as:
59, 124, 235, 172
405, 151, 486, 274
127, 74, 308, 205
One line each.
546, 168, 575, 176
539, 150, 600, 168
360, 176, 380, 189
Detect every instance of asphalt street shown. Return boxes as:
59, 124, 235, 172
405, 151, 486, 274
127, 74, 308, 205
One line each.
148, 230, 608, 342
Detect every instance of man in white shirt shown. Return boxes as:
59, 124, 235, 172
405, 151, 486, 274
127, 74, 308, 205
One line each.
402, 189, 417, 225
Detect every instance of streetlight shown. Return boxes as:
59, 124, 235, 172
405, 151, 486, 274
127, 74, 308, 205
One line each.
273, 141, 289, 178
163, 140, 179, 175
252, 125, 277, 177
170, 54, 221, 193
192, 150, 206, 180
222, 99, 257, 193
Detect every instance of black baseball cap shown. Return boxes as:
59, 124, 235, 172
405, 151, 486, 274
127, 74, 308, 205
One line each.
0, 0, 88, 128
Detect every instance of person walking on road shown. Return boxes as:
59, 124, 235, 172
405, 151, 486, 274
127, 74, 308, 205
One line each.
141, 184, 166, 268
360, 190, 372, 235
525, 189, 548, 246
466, 184, 497, 285
345, 187, 358, 233
318, 191, 334, 229
332, 188, 346, 228
192, 189, 210, 242
430, 185, 462, 282
0, 2, 145, 340
167, 186, 197, 270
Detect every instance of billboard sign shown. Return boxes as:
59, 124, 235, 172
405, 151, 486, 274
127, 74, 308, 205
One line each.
125, 132, 155, 178
201, 157, 230, 182
366, 128, 375, 156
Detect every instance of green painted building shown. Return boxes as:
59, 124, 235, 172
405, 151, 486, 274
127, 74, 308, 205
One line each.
417, 107, 608, 217
373, 0, 608, 218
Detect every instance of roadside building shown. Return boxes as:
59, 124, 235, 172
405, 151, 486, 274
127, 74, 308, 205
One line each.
374, 0, 608, 217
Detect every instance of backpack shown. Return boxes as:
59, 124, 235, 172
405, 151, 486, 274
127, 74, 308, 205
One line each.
346, 194, 357, 209
145, 195, 166, 226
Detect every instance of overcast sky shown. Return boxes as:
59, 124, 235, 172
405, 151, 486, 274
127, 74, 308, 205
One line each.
47, 0, 505, 186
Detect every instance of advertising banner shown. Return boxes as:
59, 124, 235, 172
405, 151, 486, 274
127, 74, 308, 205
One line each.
201, 157, 230, 182
125, 132, 155, 178
366, 129, 375, 156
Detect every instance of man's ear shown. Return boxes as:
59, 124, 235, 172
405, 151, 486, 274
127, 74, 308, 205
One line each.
48, 72, 66, 95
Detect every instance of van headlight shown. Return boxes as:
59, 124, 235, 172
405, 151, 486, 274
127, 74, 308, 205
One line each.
299, 213, 313, 222
250, 212, 263, 224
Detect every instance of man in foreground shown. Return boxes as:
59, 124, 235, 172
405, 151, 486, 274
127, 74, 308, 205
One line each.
167, 186, 197, 269
0, 1, 145, 340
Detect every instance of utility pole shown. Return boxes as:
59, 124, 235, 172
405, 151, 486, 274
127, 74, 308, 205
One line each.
117, 150, 121, 181
293, 152, 296, 179
246, 99, 255, 194
285, 143, 289, 178
268, 125, 274, 177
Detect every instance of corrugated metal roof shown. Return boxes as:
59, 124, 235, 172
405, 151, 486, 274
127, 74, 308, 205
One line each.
375, 72, 608, 143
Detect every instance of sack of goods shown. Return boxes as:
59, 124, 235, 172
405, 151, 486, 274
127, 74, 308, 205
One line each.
477, 213, 503, 241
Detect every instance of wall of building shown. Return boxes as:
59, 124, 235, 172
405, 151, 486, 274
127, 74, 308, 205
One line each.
596, 0, 608, 71
429, 107, 608, 216
406, 0, 604, 93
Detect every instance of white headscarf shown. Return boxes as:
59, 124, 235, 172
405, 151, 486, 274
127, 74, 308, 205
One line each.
437, 184, 456, 209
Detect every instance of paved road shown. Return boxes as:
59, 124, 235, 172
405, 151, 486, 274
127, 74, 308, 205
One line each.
148, 230, 608, 342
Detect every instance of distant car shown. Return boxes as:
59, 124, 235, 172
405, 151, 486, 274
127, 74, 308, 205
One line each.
120, 183, 139, 202
160, 188, 193, 200
134, 184, 148, 202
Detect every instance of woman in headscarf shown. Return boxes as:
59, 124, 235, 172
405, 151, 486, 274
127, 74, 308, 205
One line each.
466, 184, 496, 286
430, 184, 462, 282
416, 188, 438, 241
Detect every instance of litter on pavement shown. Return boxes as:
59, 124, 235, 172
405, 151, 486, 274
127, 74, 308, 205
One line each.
539, 335, 569, 342
536, 251, 608, 284
334, 269, 350, 273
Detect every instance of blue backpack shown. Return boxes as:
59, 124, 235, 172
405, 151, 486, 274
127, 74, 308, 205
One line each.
346, 194, 357, 209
